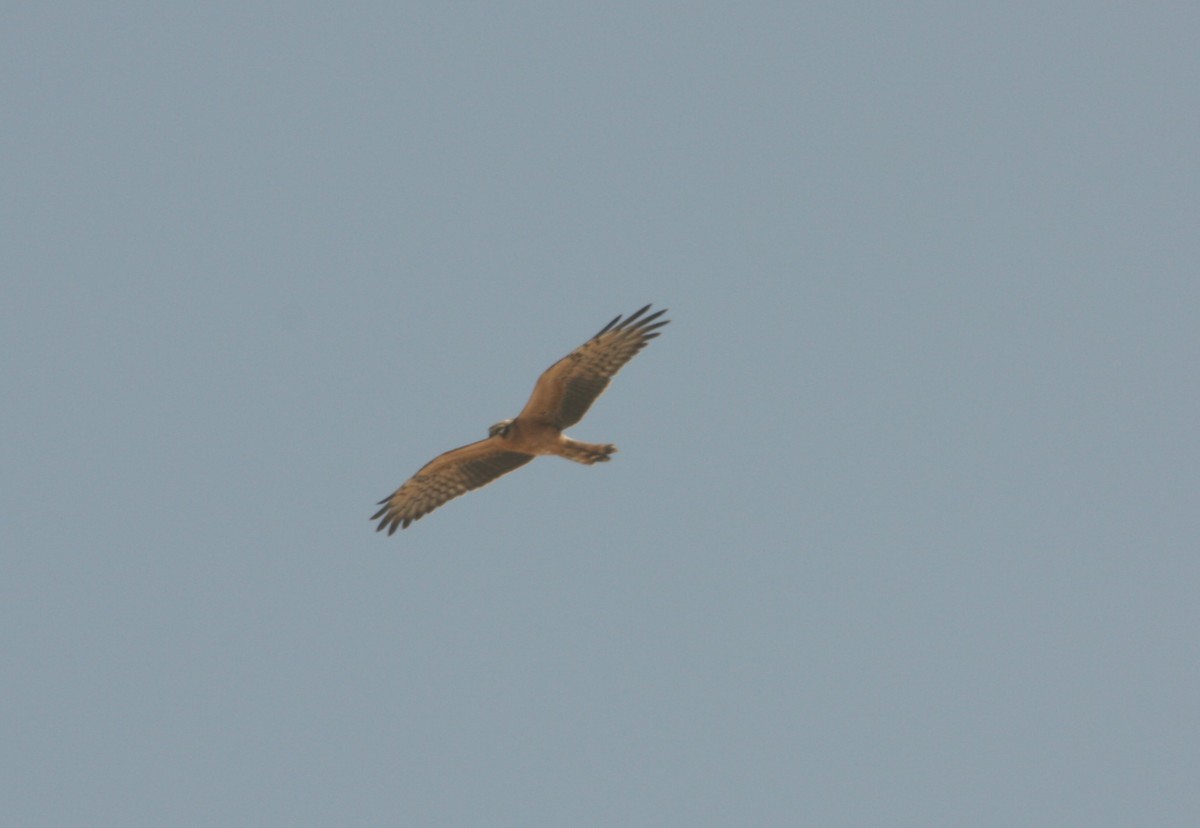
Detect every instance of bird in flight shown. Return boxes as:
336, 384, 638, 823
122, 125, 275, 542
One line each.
372, 304, 669, 534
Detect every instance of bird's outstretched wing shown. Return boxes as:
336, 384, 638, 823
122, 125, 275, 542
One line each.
517, 304, 669, 429
372, 438, 535, 534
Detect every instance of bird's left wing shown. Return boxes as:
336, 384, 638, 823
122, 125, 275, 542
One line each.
516, 304, 669, 429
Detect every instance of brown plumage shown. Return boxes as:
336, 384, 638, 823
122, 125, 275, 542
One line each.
372, 304, 669, 534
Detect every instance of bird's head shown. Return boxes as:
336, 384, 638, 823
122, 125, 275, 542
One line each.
488, 419, 515, 438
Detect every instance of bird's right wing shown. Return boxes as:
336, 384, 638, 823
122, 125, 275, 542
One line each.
372, 437, 535, 534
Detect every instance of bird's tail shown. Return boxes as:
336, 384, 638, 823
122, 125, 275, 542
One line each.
558, 438, 617, 465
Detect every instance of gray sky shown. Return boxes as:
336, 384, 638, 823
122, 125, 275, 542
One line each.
4, 4, 1198, 826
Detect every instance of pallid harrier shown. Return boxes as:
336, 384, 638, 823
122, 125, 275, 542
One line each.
372, 304, 669, 534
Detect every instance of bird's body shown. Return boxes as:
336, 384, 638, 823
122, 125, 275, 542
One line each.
489, 417, 615, 463
372, 304, 668, 534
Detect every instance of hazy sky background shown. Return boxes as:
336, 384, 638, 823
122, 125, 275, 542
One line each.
4, 4, 1198, 825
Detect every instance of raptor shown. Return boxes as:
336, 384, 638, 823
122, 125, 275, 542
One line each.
372, 304, 669, 533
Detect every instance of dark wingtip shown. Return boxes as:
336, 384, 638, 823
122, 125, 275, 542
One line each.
596, 304, 670, 339
595, 313, 623, 338
637, 307, 667, 326
623, 303, 652, 324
